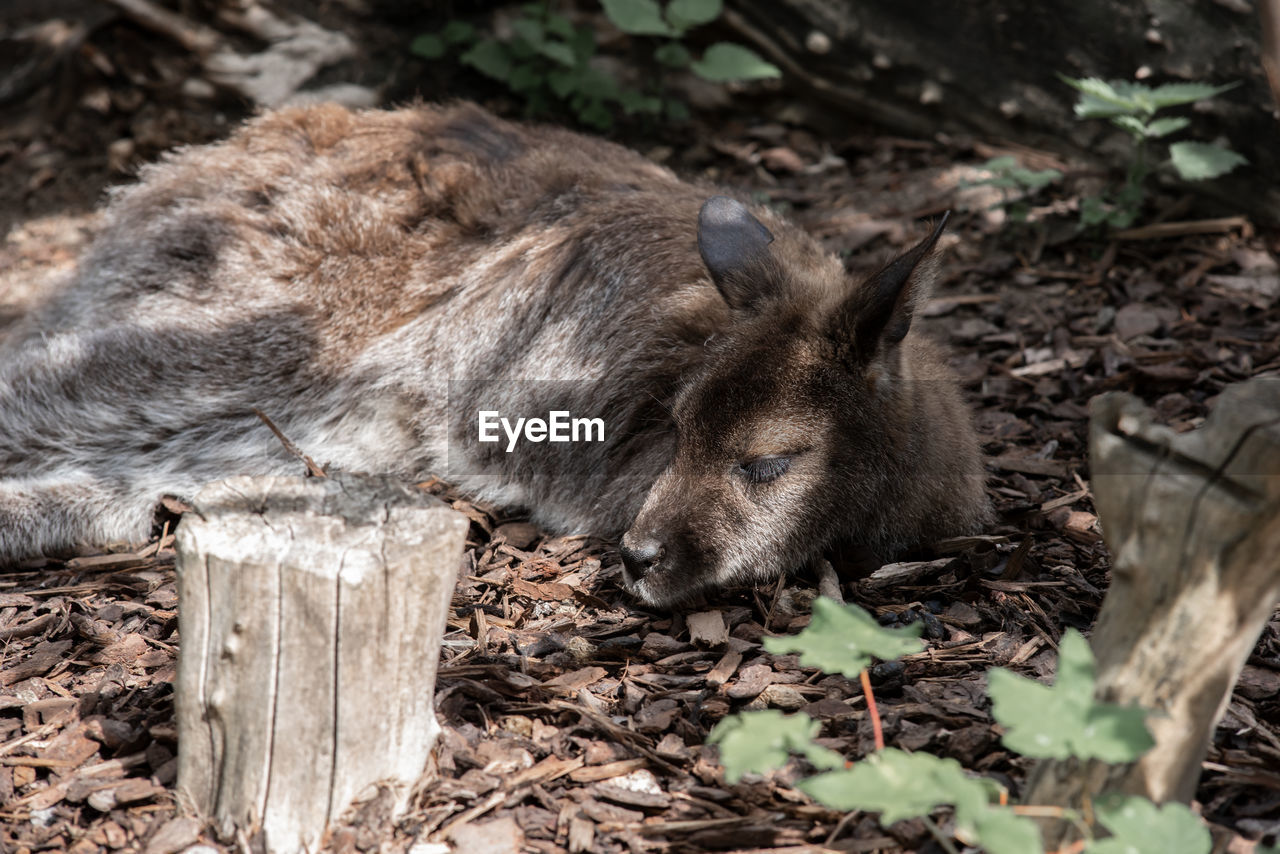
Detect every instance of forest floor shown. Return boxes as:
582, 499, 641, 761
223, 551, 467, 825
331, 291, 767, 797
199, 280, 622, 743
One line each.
1, 3, 1278, 853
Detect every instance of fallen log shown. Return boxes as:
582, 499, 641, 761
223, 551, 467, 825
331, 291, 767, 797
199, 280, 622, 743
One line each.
1026, 378, 1280, 840
174, 473, 469, 852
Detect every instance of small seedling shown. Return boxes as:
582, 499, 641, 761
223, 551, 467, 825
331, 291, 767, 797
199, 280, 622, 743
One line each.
1061, 76, 1246, 228
711, 604, 1213, 854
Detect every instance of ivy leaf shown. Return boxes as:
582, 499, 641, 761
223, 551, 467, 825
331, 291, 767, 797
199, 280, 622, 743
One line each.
988, 629, 1154, 761
666, 0, 722, 32
1148, 81, 1238, 108
460, 39, 513, 81
1144, 116, 1190, 138
690, 42, 781, 82
763, 598, 923, 679
1085, 796, 1211, 854
600, 0, 675, 36
1168, 141, 1247, 181
709, 710, 841, 783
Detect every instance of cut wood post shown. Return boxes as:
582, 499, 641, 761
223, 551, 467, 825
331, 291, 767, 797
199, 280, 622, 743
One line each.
174, 473, 469, 852
1026, 379, 1280, 839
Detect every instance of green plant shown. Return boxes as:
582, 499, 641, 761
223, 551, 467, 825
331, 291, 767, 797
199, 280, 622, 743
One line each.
411, 1, 779, 130
963, 155, 1063, 223
1060, 76, 1247, 228
710, 603, 1211, 854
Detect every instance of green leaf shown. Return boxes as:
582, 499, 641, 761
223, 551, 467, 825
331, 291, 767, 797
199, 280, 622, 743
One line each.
799, 749, 990, 825
1009, 166, 1062, 191
1061, 76, 1147, 118
410, 34, 447, 59
442, 20, 476, 44
1168, 141, 1247, 181
1085, 796, 1211, 854
664, 98, 691, 121
543, 13, 575, 39
460, 39, 513, 81
709, 710, 840, 783
537, 39, 577, 66
988, 629, 1154, 761
547, 69, 582, 98
654, 41, 692, 68
1110, 115, 1149, 138
981, 155, 1019, 172
1079, 196, 1111, 227
507, 62, 543, 93
666, 0, 722, 32
966, 806, 1045, 854
568, 25, 596, 63
763, 598, 923, 679
510, 16, 545, 44
600, 0, 675, 35
1148, 81, 1239, 108
691, 42, 781, 81
1144, 116, 1190, 138
572, 67, 621, 100
576, 98, 614, 130
618, 89, 662, 114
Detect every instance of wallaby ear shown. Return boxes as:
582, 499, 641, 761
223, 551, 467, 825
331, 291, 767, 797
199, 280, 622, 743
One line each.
837, 212, 949, 364
697, 196, 775, 310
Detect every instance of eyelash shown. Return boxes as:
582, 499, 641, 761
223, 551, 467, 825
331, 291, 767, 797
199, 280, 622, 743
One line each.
737, 456, 792, 484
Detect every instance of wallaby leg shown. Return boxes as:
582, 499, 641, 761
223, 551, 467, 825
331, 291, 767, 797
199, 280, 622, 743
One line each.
0, 478, 159, 563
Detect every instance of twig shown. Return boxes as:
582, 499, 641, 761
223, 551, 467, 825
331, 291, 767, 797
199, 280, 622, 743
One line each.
1111, 216, 1250, 240
101, 0, 221, 55
920, 815, 961, 854
813, 558, 844, 604
859, 668, 884, 751
252, 408, 327, 478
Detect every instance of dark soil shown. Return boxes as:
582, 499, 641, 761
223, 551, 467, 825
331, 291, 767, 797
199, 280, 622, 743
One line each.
1, 2, 1278, 853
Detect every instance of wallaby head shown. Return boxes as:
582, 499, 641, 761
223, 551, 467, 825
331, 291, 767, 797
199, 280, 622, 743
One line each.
620, 197, 973, 607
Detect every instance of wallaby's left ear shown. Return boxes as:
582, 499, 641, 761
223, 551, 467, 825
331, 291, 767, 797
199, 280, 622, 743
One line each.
834, 212, 949, 364
697, 196, 776, 310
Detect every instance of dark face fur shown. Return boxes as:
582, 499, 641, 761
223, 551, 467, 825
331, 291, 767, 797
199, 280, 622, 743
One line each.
620, 197, 950, 606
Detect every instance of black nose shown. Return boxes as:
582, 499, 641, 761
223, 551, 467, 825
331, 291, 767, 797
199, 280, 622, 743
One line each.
620, 535, 665, 580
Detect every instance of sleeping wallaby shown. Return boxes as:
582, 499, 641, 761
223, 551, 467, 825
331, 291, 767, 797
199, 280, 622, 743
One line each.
0, 102, 989, 606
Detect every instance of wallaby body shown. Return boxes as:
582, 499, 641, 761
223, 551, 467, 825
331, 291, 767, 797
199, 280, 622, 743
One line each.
0, 102, 988, 605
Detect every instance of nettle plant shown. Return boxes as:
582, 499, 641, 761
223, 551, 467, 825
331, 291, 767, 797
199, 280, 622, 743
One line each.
1061, 76, 1246, 229
411, 0, 779, 130
710, 598, 1215, 854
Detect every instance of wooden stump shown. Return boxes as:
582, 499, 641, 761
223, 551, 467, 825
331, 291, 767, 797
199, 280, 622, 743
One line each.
173, 473, 469, 852
1026, 379, 1280, 837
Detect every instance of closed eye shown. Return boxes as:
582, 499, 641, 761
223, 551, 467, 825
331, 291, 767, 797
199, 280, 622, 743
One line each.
737, 455, 792, 484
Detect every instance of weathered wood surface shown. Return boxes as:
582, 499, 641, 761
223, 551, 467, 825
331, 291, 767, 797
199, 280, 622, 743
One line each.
1026, 378, 1280, 838
724, 0, 1280, 222
174, 473, 469, 852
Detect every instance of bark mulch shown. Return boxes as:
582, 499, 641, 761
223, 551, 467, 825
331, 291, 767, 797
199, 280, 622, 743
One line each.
2, 3, 1280, 852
